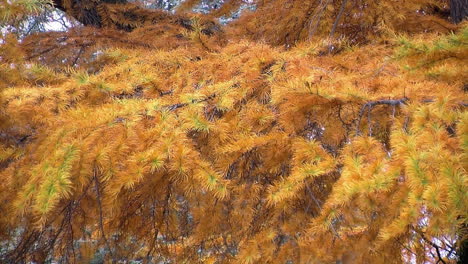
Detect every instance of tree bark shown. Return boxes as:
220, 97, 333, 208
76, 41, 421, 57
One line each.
52, 0, 125, 27
450, 0, 468, 23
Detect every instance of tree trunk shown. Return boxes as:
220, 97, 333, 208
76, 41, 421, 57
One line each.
52, 0, 127, 28
450, 0, 468, 23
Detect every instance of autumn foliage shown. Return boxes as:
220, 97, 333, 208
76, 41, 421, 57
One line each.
0, 0, 467, 263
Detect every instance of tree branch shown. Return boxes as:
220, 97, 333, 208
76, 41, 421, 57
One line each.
331, 0, 348, 37
355, 98, 408, 135
412, 227, 447, 264
163, 94, 216, 111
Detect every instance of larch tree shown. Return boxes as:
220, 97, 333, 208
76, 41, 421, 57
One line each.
0, 0, 467, 263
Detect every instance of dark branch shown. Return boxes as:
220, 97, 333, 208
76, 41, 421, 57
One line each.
412, 227, 448, 264
355, 98, 408, 135
163, 94, 216, 111
93, 168, 116, 263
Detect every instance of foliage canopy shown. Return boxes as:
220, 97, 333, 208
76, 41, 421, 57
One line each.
0, 0, 467, 263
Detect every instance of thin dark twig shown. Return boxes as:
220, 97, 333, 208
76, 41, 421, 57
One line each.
305, 184, 341, 240
412, 227, 447, 264
145, 184, 171, 262
163, 94, 216, 111
26, 46, 60, 60
368, 105, 372, 136
308, 0, 333, 39
355, 98, 408, 135
93, 168, 116, 263
337, 104, 352, 128
71, 45, 85, 67
328, 0, 348, 53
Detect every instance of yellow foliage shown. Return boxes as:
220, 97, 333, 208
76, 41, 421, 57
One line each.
0, 1, 467, 263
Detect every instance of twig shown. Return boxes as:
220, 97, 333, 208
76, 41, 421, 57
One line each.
412, 227, 447, 264
163, 94, 216, 111
165, 102, 188, 111
308, 0, 333, 40
93, 169, 116, 263
337, 104, 352, 128
372, 60, 391, 77
71, 45, 85, 67
145, 184, 171, 262
367, 105, 373, 136
155, 88, 173, 97
305, 184, 341, 240
355, 98, 408, 135
328, 0, 348, 53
